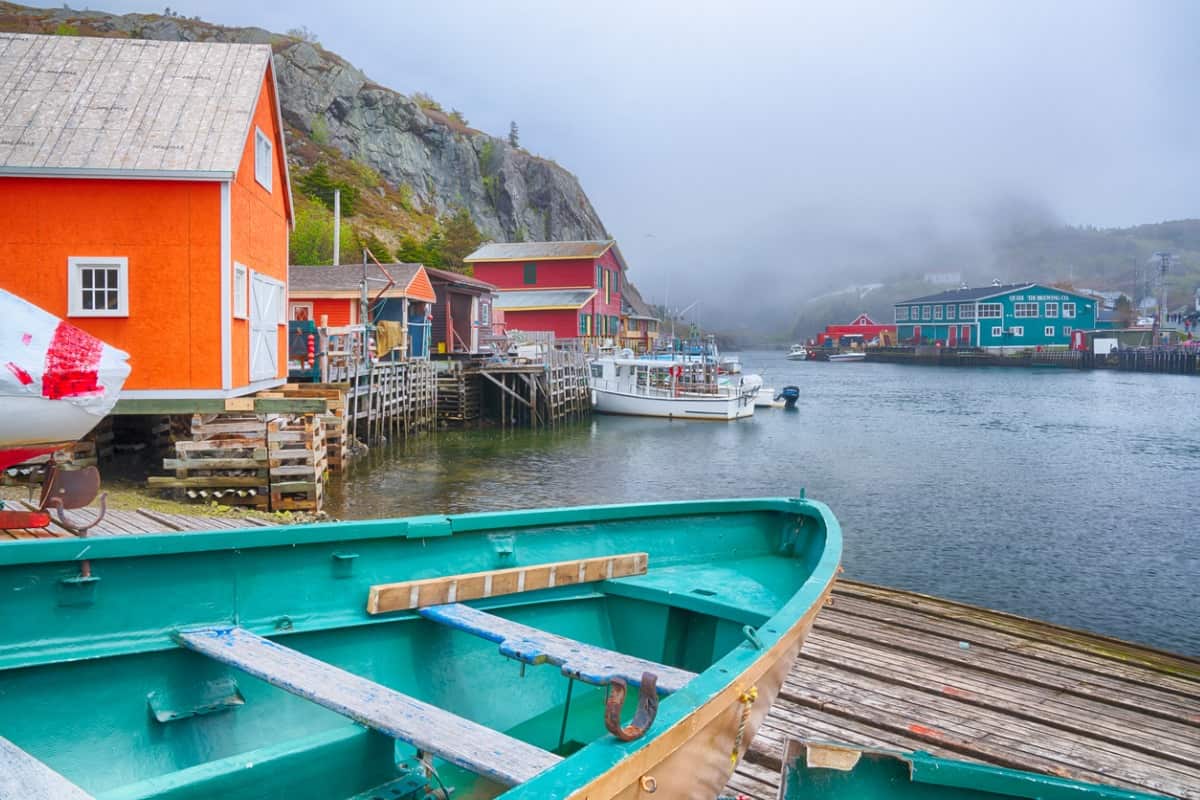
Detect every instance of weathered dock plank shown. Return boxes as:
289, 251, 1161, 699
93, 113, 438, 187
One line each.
731, 580, 1200, 800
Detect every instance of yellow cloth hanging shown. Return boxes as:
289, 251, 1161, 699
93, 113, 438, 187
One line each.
375, 321, 404, 355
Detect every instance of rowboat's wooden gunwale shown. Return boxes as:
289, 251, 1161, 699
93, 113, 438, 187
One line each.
508, 499, 843, 798
555, 575, 836, 799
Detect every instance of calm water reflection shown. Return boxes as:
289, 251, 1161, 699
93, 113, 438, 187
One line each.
327, 352, 1200, 656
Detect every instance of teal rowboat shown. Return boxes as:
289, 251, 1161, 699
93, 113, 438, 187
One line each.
780, 740, 1169, 800
0, 497, 840, 800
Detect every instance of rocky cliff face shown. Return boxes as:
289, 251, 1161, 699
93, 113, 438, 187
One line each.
0, 3, 609, 243
272, 39, 607, 242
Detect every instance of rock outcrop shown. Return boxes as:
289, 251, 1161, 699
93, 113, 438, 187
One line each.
0, 2, 609, 242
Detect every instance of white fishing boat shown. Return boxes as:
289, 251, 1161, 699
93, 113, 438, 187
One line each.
718, 354, 742, 374
786, 344, 808, 360
755, 388, 785, 409
589, 356, 756, 420
0, 289, 130, 471
828, 351, 866, 363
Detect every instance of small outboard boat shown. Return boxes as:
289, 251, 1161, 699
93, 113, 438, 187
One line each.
775, 385, 801, 410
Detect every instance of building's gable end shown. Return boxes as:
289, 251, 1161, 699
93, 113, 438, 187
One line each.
404, 267, 438, 304
231, 58, 294, 225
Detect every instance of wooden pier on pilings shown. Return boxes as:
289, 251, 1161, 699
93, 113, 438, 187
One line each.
867, 346, 1088, 369
326, 355, 437, 444
435, 341, 591, 430
479, 349, 591, 430
1115, 346, 1200, 375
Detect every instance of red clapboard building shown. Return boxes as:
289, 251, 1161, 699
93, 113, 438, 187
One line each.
464, 240, 627, 340
815, 313, 896, 346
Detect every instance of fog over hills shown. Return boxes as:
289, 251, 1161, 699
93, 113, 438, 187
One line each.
11, 1, 1200, 338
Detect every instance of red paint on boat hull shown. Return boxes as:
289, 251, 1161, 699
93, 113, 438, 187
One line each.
41, 322, 103, 400
5, 362, 33, 385
0, 443, 63, 472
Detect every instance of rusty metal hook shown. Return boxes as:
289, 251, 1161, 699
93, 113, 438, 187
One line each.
604, 671, 659, 742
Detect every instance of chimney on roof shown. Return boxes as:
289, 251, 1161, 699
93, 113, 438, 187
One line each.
959, 282, 968, 290
991, 278, 1001, 286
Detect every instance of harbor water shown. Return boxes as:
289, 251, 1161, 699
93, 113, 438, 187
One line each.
328, 352, 1200, 657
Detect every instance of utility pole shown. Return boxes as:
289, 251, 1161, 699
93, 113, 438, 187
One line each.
333, 189, 341, 265
1151, 251, 1172, 346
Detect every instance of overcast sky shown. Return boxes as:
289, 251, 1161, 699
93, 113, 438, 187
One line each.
36, 1, 1200, 315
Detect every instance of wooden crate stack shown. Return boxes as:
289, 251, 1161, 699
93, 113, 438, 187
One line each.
257, 384, 348, 472
151, 414, 274, 508
267, 415, 326, 511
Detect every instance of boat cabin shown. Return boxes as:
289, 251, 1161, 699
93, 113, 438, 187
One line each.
0, 34, 293, 400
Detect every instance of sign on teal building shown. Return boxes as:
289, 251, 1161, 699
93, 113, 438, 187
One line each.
894, 283, 1097, 349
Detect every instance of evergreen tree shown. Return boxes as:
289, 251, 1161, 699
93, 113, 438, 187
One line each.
508, 121, 519, 148
441, 208, 482, 272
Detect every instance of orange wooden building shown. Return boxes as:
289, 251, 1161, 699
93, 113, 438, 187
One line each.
0, 34, 293, 400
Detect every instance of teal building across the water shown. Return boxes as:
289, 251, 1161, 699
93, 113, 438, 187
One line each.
894, 283, 1097, 349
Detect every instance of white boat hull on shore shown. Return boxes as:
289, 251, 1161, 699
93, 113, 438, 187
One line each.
1, 289, 131, 470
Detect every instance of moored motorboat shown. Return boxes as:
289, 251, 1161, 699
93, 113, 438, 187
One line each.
775, 385, 801, 410
0, 497, 842, 800
590, 356, 756, 420
786, 344, 808, 361
779, 740, 1164, 799
0, 289, 130, 471
827, 351, 866, 363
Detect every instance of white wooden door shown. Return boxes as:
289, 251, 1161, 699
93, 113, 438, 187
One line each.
249, 272, 283, 382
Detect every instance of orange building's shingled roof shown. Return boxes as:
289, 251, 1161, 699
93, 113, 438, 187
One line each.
0, 33, 272, 177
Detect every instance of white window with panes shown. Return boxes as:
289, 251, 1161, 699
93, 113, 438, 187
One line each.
895, 306, 909, 321
933, 305, 943, 320
1013, 302, 1038, 318
978, 303, 1002, 318
959, 304, 975, 320
991, 326, 1003, 336
68, 257, 128, 317
1045, 326, 1055, 336
1063, 326, 1072, 336
946, 304, 956, 320
922, 305, 931, 320
1045, 302, 1058, 318
233, 262, 248, 319
1011, 326, 1024, 337
1062, 302, 1076, 318
255, 128, 272, 191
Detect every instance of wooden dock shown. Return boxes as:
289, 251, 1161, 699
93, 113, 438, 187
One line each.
729, 580, 1200, 800
0, 506, 277, 539
1, 509, 1195, 798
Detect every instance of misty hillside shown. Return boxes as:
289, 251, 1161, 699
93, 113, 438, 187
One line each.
781, 219, 1200, 342
0, 2, 609, 266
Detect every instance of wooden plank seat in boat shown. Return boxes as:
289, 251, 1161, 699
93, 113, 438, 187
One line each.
174, 626, 561, 787
0, 735, 95, 800
419, 603, 697, 694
